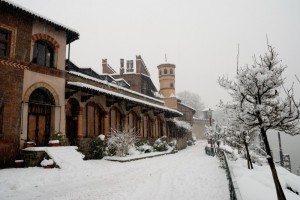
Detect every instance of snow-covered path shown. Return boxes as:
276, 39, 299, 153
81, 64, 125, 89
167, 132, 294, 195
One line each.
0, 141, 229, 200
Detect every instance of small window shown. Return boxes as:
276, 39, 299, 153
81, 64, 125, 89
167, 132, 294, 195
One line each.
170, 69, 173, 74
32, 40, 54, 67
164, 68, 168, 74
170, 83, 174, 88
159, 70, 162, 75
0, 29, 10, 57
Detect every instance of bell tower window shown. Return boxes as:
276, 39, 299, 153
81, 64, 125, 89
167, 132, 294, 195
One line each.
164, 68, 168, 74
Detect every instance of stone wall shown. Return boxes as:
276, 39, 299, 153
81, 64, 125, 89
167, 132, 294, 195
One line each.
20, 150, 47, 167
192, 119, 210, 140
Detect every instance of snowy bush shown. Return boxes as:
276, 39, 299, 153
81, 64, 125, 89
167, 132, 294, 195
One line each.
136, 143, 153, 153
107, 129, 139, 157
168, 139, 177, 148
91, 135, 107, 159
187, 140, 194, 146
40, 158, 54, 167
153, 136, 169, 151
153, 136, 176, 152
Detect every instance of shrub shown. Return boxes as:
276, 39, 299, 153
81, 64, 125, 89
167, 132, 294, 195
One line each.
107, 129, 139, 157
187, 140, 194, 146
136, 143, 153, 153
153, 136, 169, 152
91, 134, 107, 159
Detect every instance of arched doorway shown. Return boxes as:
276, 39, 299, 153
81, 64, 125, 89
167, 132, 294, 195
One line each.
66, 98, 80, 145
110, 106, 122, 131
27, 88, 55, 146
86, 101, 104, 137
128, 110, 138, 130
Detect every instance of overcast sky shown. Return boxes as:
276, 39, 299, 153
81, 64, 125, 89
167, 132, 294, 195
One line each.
11, 0, 300, 109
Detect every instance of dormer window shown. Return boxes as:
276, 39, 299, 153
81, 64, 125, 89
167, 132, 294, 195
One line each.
0, 28, 10, 57
32, 40, 54, 67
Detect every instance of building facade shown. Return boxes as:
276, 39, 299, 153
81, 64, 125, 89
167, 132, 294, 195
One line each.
0, 0, 195, 168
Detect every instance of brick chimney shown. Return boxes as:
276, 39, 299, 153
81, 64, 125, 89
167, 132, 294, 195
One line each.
120, 59, 124, 74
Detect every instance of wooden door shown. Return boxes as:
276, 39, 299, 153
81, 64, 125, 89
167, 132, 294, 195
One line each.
27, 104, 51, 146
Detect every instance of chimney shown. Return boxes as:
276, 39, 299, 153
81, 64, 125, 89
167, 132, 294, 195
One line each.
130, 60, 134, 71
126, 60, 130, 72
120, 59, 124, 74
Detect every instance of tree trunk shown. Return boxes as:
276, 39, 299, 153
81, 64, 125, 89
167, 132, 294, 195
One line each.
244, 138, 253, 169
260, 128, 286, 200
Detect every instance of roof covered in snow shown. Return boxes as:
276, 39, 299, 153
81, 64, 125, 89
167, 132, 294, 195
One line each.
68, 70, 164, 104
1, 0, 79, 43
67, 81, 182, 117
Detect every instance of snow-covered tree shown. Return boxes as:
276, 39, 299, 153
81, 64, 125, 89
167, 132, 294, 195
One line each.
204, 123, 226, 149
177, 91, 205, 118
218, 45, 300, 200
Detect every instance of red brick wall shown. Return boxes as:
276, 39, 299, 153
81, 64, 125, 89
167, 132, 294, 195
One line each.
0, 61, 24, 168
0, 8, 32, 168
0, 8, 32, 62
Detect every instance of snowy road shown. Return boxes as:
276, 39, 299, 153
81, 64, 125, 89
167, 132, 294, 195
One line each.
0, 141, 229, 200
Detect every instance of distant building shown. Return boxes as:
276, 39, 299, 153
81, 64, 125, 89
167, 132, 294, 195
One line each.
193, 109, 214, 140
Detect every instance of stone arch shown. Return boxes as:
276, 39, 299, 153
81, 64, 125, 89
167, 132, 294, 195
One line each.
32, 33, 60, 49
24, 82, 59, 105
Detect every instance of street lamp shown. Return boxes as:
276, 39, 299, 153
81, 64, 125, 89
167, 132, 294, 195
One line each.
207, 108, 212, 126
207, 108, 213, 155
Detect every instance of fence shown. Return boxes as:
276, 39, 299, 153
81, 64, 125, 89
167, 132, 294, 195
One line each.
205, 146, 243, 200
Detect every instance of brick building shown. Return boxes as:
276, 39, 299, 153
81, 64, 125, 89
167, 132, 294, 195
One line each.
0, 0, 189, 168
0, 0, 78, 168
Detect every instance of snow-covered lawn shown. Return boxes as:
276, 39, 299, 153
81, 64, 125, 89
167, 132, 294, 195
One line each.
0, 141, 229, 200
229, 157, 300, 200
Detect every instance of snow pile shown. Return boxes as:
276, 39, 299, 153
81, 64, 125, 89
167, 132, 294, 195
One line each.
40, 158, 54, 167
48, 140, 59, 144
228, 157, 300, 200
24, 146, 86, 169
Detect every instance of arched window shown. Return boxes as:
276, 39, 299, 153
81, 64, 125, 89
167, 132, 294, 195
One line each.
110, 107, 122, 131
128, 111, 139, 131
32, 40, 54, 67
170, 69, 173, 74
86, 102, 103, 137
164, 68, 168, 74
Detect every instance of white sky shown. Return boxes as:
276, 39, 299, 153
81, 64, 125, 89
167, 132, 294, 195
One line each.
10, 0, 300, 109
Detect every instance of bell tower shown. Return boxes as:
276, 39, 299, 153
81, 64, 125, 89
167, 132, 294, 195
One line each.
157, 63, 177, 109
157, 63, 176, 97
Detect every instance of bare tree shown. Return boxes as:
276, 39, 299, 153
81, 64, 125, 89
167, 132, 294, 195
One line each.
218, 45, 300, 200
107, 128, 139, 157
177, 90, 205, 118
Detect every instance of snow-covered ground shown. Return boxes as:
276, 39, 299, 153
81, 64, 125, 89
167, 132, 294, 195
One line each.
0, 141, 229, 200
229, 158, 300, 200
